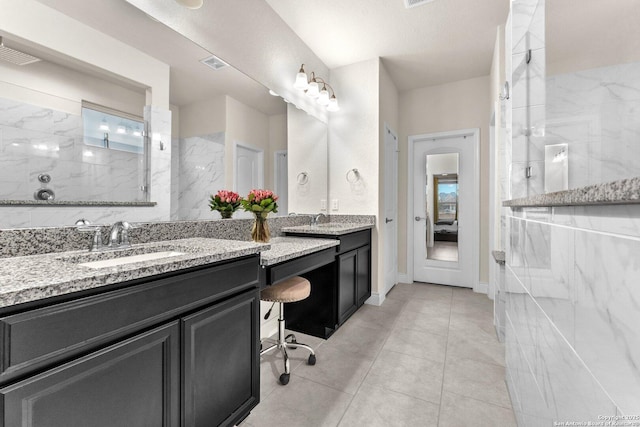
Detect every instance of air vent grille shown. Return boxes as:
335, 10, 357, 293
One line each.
404, 0, 436, 9
200, 55, 228, 71
0, 37, 41, 66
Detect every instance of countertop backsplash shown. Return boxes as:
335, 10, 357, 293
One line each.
0, 214, 375, 258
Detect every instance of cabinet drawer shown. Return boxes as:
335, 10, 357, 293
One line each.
267, 248, 335, 285
0, 256, 259, 384
338, 230, 370, 253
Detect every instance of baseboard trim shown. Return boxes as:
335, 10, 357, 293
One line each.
474, 281, 489, 295
365, 292, 385, 306
398, 273, 411, 284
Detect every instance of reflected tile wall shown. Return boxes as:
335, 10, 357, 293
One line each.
546, 62, 640, 189
0, 106, 173, 228
0, 97, 145, 202
177, 132, 225, 221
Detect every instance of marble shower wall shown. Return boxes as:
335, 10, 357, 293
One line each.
505, 0, 640, 424
177, 132, 225, 221
505, 205, 640, 424
0, 105, 172, 228
0, 97, 145, 202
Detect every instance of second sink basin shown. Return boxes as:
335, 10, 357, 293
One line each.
78, 251, 185, 269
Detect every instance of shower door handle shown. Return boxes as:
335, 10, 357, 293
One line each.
415, 216, 426, 221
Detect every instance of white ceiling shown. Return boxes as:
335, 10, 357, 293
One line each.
265, 0, 510, 92
35, 0, 286, 114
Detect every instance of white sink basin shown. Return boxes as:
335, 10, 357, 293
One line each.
79, 251, 185, 269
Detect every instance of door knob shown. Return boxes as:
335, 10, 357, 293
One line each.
415, 216, 425, 221
385, 218, 393, 223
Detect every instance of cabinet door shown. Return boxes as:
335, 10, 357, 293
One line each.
182, 289, 259, 427
356, 245, 372, 306
0, 322, 180, 427
338, 250, 358, 325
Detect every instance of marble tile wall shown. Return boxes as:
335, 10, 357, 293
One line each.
505, 204, 640, 424
0, 105, 172, 229
0, 97, 145, 203
505, 0, 640, 424
177, 132, 225, 221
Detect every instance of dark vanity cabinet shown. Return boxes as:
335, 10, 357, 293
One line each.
283, 229, 372, 335
336, 231, 371, 325
0, 256, 261, 427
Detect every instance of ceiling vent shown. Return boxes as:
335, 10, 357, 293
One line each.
200, 55, 229, 71
404, 0, 436, 9
0, 37, 41, 66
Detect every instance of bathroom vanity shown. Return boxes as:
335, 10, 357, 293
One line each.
0, 239, 266, 427
271, 224, 373, 338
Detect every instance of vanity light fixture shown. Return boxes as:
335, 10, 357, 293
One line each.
268, 89, 279, 96
293, 64, 340, 111
99, 118, 109, 131
133, 127, 142, 137
116, 122, 126, 134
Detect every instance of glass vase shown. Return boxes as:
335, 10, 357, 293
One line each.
251, 214, 270, 243
219, 210, 233, 219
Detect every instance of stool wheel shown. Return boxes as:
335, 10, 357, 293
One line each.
279, 373, 290, 385
308, 354, 316, 365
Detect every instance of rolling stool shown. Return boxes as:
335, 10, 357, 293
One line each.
260, 276, 316, 385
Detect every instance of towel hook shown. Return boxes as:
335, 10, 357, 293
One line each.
346, 168, 361, 183
297, 172, 309, 185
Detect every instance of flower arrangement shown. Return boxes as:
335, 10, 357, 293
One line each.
241, 189, 278, 242
208, 190, 241, 219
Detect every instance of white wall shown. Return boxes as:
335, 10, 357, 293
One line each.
0, 0, 169, 108
398, 75, 491, 284
178, 96, 226, 138
329, 58, 381, 294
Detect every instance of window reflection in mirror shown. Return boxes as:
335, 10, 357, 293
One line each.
425, 153, 459, 262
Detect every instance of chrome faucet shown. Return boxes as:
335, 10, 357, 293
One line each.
310, 213, 327, 226
108, 221, 134, 248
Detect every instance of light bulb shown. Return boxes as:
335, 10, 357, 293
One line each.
99, 118, 109, 131
327, 95, 340, 112
116, 123, 126, 134
317, 87, 330, 106
306, 81, 320, 98
133, 127, 142, 137
294, 64, 309, 90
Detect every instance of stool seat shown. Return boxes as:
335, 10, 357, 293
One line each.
261, 276, 310, 303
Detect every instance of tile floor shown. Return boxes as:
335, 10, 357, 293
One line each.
242, 282, 516, 427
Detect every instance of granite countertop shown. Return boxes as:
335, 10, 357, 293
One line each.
503, 176, 640, 208
492, 250, 505, 265
259, 237, 339, 266
0, 238, 269, 308
282, 222, 374, 236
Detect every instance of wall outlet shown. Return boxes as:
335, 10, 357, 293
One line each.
320, 199, 327, 210
331, 199, 339, 211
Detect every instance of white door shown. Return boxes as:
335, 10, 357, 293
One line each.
383, 125, 398, 297
412, 131, 477, 287
274, 150, 288, 215
235, 143, 264, 218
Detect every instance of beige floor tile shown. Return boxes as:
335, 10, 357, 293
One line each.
393, 307, 450, 336
438, 391, 517, 427
293, 343, 375, 395
446, 330, 506, 367
375, 297, 408, 314
385, 283, 417, 300
345, 304, 401, 331
362, 349, 444, 404
325, 321, 390, 358
243, 375, 353, 427
383, 327, 448, 363
412, 283, 454, 300
337, 383, 440, 427
403, 297, 451, 318
443, 356, 513, 409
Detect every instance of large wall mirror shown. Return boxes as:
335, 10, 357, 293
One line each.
0, 32, 150, 204
0, 0, 328, 227
539, 0, 640, 193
